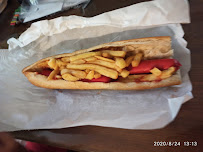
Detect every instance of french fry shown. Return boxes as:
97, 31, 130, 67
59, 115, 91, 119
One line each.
48, 58, 57, 70
118, 74, 145, 83
150, 67, 162, 76
70, 52, 101, 62
85, 69, 90, 73
95, 56, 115, 63
94, 73, 101, 79
66, 64, 118, 79
125, 56, 134, 67
102, 52, 111, 58
115, 57, 126, 69
61, 57, 70, 63
56, 59, 67, 67
61, 69, 69, 75
62, 73, 79, 81
59, 65, 66, 70
60, 69, 86, 79
71, 59, 86, 64
104, 51, 126, 57
84, 57, 97, 62
115, 66, 122, 73
55, 75, 62, 79
127, 74, 146, 79
47, 66, 59, 80
88, 60, 116, 70
70, 70, 86, 79
160, 67, 176, 79
120, 69, 130, 78
86, 70, 95, 80
140, 74, 158, 82
132, 53, 143, 67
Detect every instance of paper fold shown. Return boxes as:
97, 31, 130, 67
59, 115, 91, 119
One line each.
8, 0, 190, 50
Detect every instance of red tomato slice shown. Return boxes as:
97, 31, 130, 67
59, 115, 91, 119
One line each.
82, 76, 111, 83
40, 69, 53, 76
129, 59, 181, 74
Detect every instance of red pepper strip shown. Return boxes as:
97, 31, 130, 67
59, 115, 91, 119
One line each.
40, 69, 53, 76
82, 76, 111, 83
129, 59, 181, 74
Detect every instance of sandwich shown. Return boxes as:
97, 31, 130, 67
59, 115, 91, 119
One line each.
22, 36, 182, 90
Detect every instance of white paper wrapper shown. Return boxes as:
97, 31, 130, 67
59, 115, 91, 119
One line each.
0, 0, 192, 131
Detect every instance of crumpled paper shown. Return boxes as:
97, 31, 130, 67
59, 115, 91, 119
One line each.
0, 0, 192, 131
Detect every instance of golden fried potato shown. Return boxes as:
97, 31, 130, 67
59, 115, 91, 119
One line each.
150, 67, 162, 76
103, 50, 126, 57
61, 57, 70, 62
84, 57, 97, 62
94, 73, 101, 79
86, 70, 95, 80
71, 59, 86, 64
125, 56, 134, 67
70, 52, 101, 62
132, 53, 143, 67
47, 66, 59, 80
62, 73, 79, 81
102, 52, 111, 58
48, 58, 57, 70
120, 70, 130, 78
66, 64, 118, 79
95, 56, 115, 63
160, 67, 176, 79
115, 57, 126, 69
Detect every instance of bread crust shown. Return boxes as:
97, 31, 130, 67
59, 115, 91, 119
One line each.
22, 36, 181, 90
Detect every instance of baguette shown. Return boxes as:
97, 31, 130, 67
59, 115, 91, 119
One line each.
22, 36, 181, 90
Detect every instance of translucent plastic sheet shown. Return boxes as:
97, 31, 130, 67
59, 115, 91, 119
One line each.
19, 0, 90, 22
0, 0, 192, 131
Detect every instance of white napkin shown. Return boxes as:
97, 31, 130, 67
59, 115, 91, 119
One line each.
0, 0, 192, 131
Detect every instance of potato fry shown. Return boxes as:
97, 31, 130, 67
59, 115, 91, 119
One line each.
103, 51, 126, 57
47, 66, 59, 80
71, 59, 86, 64
132, 53, 143, 67
150, 67, 162, 76
60, 69, 86, 79
84, 57, 97, 62
55, 75, 62, 79
61, 57, 70, 62
125, 56, 134, 67
86, 70, 95, 80
59, 66, 66, 70
70, 52, 101, 62
115, 57, 126, 69
160, 67, 176, 79
94, 73, 101, 79
48, 58, 57, 70
140, 74, 158, 82
120, 69, 130, 78
102, 52, 111, 58
88, 60, 116, 69
62, 73, 79, 81
66, 64, 118, 79
118, 74, 145, 82
85, 69, 91, 73
61, 69, 69, 75
56, 59, 67, 67
95, 56, 115, 63
70, 70, 86, 79
127, 75, 146, 79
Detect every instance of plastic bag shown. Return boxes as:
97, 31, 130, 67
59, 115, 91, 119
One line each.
19, 0, 90, 23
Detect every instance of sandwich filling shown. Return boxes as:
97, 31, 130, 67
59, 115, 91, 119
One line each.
32, 49, 181, 83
